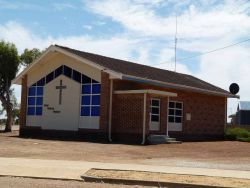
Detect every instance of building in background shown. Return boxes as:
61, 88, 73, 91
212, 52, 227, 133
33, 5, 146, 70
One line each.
236, 101, 250, 126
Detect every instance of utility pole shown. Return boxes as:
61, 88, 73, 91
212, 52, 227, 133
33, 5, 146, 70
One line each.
174, 15, 178, 72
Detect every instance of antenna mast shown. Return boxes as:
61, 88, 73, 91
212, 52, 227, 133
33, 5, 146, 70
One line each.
174, 15, 178, 72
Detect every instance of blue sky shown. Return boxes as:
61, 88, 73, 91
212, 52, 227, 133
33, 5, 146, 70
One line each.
1, 0, 250, 118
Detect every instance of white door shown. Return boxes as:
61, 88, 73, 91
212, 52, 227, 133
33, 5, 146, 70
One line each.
42, 75, 80, 131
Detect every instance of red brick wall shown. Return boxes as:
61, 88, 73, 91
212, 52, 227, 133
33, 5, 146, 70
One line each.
112, 94, 145, 134
99, 72, 110, 132
172, 92, 226, 137
112, 79, 226, 139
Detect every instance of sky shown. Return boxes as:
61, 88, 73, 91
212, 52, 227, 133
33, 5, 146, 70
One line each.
0, 0, 250, 119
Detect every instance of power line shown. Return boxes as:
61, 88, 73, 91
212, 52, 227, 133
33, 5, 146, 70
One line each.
154, 38, 250, 67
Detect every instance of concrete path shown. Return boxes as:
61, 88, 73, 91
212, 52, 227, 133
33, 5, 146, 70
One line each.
0, 157, 249, 180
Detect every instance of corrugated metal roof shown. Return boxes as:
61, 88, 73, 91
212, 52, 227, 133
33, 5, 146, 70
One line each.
239, 101, 250, 111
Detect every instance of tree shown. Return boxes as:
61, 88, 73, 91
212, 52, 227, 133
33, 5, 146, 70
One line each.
1, 91, 20, 120
0, 41, 20, 132
20, 48, 42, 67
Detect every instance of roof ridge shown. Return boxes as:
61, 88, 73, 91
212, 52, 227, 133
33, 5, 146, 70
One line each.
55, 44, 191, 77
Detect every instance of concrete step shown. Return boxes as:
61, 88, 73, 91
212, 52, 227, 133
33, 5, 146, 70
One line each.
147, 135, 181, 144
166, 140, 182, 144
165, 137, 176, 142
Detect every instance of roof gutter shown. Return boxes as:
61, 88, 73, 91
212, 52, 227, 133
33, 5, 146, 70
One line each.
122, 74, 239, 99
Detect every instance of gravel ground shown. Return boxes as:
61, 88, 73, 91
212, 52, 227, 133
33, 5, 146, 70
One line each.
86, 169, 250, 188
0, 131, 250, 170
0, 176, 144, 188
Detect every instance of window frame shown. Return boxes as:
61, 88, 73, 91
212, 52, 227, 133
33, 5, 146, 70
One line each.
150, 98, 160, 123
27, 84, 44, 116
80, 79, 101, 117
168, 101, 183, 124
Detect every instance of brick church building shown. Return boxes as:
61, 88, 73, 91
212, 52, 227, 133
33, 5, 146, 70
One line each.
12, 45, 238, 144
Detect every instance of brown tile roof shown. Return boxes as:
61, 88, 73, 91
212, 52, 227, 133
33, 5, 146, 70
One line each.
56, 45, 233, 96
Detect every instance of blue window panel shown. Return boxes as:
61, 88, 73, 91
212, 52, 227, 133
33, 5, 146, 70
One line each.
37, 78, 45, 86
36, 97, 43, 106
55, 66, 63, 78
82, 95, 91, 105
92, 84, 101, 94
63, 65, 72, 78
28, 87, 36, 96
82, 84, 91, 94
91, 106, 100, 116
36, 87, 43, 96
73, 70, 81, 83
46, 71, 54, 84
28, 97, 36, 105
81, 106, 90, 116
36, 107, 43, 116
82, 74, 91, 84
92, 95, 100, 105
27, 107, 35, 115
92, 79, 99, 83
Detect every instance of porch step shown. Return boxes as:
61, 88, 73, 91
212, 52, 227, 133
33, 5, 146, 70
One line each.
147, 135, 182, 144
166, 140, 182, 144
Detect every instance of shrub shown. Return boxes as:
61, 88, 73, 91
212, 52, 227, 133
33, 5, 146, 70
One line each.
225, 128, 250, 142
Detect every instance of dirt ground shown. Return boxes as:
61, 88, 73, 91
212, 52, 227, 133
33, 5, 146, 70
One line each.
0, 176, 142, 188
86, 169, 250, 187
0, 131, 250, 170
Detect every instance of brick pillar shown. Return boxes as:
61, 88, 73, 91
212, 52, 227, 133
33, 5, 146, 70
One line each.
160, 97, 168, 135
100, 72, 110, 133
145, 93, 150, 136
20, 75, 28, 128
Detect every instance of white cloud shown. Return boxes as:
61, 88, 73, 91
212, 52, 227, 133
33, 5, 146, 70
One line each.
53, 3, 76, 10
0, 0, 18, 9
0, 21, 139, 60
94, 21, 106, 26
82, 25, 92, 30
153, 48, 192, 74
86, 0, 250, 39
0, 0, 46, 11
196, 46, 250, 117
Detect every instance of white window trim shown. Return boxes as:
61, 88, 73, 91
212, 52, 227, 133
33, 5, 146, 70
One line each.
168, 101, 183, 124
150, 98, 160, 123
27, 86, 44, 116
80, 79, 101, 117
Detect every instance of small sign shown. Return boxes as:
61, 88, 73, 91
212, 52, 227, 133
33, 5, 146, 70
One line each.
186, 113, 191, 121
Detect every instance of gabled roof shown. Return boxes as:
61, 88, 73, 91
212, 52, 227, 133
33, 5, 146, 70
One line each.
238, 101, 250, 111
12, 45, 239, 98
55, 45, 237, 98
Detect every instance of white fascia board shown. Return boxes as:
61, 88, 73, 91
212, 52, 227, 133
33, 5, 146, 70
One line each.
121, 74, 239, 99
11, 45, 56, 85
114, 89, 177, 97
11, 45, 121, 85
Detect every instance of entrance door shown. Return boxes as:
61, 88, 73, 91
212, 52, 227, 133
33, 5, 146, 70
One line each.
42, 75, 80, 131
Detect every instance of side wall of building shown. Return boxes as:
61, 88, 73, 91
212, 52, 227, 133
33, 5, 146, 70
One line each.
111, 93, 148, 142
238, 110, 250, 125
112, 79, 226, 141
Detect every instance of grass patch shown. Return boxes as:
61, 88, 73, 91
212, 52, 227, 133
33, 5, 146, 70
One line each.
225, 128, 250, 142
